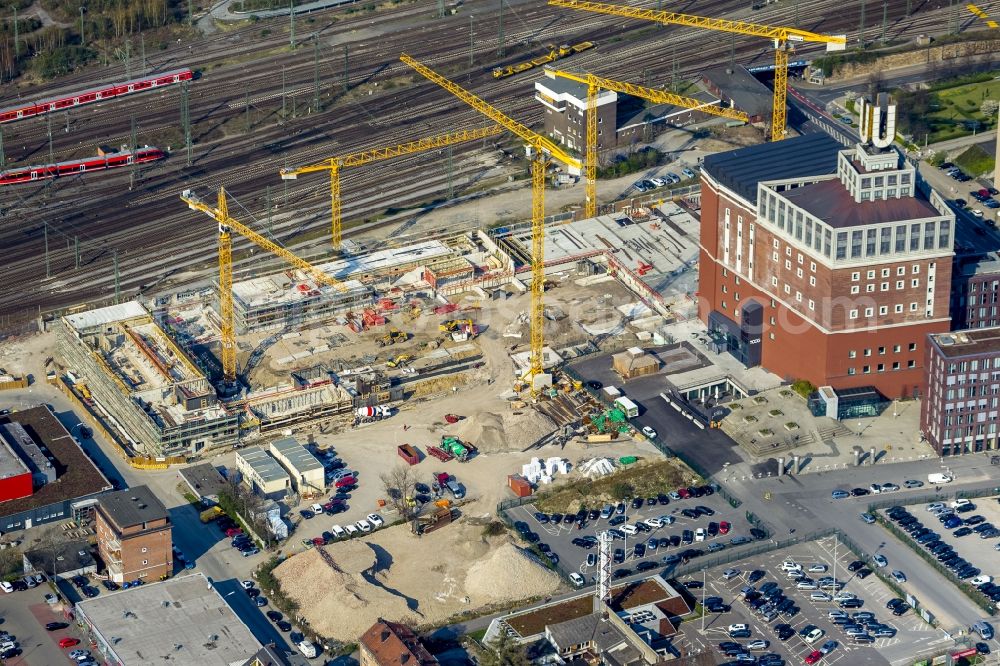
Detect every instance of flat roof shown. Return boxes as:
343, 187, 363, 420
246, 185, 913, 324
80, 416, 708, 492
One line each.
25, 538, 95, 576
270, 437, 323, 473
238, 448, 290, 483
930, 328, 1000, 358
0, 429, 29, 479
178, 463, 228, 499
0, 406, 111, 519
701, 65, 774, 117
97, 485, 168, 528
76, 573, 262, 665
64, 301, 148, 331
781, 178, 941, 228
701, 133, 842, 204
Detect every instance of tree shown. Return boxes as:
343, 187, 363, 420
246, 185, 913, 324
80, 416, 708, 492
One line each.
981, 99, 999, 119
380, 465, 419, 526
479, 631, 530, 666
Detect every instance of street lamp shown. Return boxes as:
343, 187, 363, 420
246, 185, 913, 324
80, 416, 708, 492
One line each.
79, 7, 86, 46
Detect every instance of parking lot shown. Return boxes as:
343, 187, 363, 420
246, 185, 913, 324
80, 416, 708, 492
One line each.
879, 496, 1000, 617
0, 583, 90, 665
504, 488, 761, 583
673, 537, 947, 666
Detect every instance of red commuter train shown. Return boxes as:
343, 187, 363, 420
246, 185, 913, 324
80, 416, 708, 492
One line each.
0, 68, 194, 124
0, 146, 166, 185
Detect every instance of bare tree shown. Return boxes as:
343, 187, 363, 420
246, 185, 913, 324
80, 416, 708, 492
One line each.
380, 465, 419, 527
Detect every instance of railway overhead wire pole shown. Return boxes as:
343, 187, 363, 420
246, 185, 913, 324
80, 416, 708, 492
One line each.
399, 53, 581, 387
547, 0, 846, 141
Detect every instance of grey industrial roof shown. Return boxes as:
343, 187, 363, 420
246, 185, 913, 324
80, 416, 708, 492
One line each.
701, 65, 774, 117
701, 133, 842, 204
238, 448, 290, 483
782, 179, 941, 228
76, 573, 261, 666
0, 430, 29, 479
97, 485, 168, 528
178, 463, 228, 499
536, 76, 589, 100
270, 437, 323, 473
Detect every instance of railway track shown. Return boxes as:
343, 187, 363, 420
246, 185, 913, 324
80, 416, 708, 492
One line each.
0, 0, 963, 326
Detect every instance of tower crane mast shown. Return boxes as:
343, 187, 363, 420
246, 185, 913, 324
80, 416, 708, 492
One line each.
181, 187, 348, 385
280, 125, 504, 250
400, 53, 582, 386
546, 69, 749, 218
548, 0, 845, 141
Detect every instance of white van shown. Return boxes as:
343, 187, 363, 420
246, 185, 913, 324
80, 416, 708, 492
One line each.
569, 572, 585, 587
928, 472, 953, 484
344, 523, 358, 536
297, 641, 318, 658
331, 525, 346, 539
780, 560, 800, 571
621, 524, 639, 536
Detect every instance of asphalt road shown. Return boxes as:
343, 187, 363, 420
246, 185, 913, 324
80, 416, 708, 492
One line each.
567, 350, 744, 477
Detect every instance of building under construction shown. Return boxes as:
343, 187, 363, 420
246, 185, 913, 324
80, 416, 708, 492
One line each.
57, 302, 239, 457
229, 233, 513, 333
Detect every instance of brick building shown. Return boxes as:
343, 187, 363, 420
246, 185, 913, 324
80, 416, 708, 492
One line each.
922, 328, 1000, 455
698, 129, 955, 400
359, 619, 438, 666
951, 253, 1000, 330
95, 485, 171, 583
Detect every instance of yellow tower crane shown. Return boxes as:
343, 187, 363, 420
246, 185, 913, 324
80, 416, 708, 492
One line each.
280, 125, 504, 250
546, 68, 749, 218
181, 187, 349, 385
400, 52, 582, 387
548, 0, 846, 142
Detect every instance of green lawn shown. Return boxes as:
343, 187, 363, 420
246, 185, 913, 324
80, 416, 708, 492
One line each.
924, 78, 1000, 142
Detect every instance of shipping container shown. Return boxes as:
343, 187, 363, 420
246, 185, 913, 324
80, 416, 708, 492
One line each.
397, 444, 420, 466
507, 474, 532, 497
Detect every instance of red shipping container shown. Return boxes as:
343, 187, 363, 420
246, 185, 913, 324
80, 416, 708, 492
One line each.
507, 474, 532, 498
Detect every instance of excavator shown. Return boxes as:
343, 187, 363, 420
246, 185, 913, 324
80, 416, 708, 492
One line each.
386, 354, 413, 368
377, 328, 408, 347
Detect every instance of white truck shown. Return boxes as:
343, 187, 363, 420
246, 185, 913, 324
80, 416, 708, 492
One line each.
927, 472, 953, 484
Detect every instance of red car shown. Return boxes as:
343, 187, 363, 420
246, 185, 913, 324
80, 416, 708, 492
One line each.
719, 521, 731, 535
804, 650, 823, 664
225, 527, 243, 537
59, 637, 80, 648
335, 476, 356, 488
312, 536, 326, 547
677, 487, 691, 499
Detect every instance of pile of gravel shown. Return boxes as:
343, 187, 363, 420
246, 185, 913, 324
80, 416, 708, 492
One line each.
454, 410, 556, 452
464, 541, 560, 603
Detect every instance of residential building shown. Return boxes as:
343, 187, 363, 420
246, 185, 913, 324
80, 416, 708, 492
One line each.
359, 618, 439, 666
922, 328, 1000, 455
950, 253, 1000, 329
268, 437, 324, 497
95, 485, 171, 583
57, 302, 239, 457
698, 98, 955, 401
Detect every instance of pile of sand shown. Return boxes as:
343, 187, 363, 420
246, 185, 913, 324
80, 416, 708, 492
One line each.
274, 540, 410, 641
464, 541, 561, 603
454, 410, 556, 453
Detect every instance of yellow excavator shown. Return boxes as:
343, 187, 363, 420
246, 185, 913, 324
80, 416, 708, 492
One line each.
386, 354, 413, 368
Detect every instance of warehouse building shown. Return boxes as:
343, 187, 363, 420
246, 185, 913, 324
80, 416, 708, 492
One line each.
922, 328, 1000, 456
268, 437, 324, 497
698, 98, 954, 401
0, 406, 111, 533
178, 462, 228, 506
57, 302, 239, 457
76, 573, 262, 666
700, 65, 775, 124
236, 447, 291, 499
